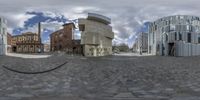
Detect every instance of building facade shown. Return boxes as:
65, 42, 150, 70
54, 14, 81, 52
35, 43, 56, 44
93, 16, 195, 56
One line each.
132, 32, 148, 53
7, 33, 12, 53
148, 15, 200, 56
50, 23, 83, 55
12, 32, 43, 53
78, 13, 114, 57
43, 44, 50, 52
0, 18, 7, 55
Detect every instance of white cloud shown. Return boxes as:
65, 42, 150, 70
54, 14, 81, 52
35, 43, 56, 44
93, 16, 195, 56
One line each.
7, 27, 13, 34
62, 6, 101, 20
13, 13, 36, 27
1, 0, 200, 46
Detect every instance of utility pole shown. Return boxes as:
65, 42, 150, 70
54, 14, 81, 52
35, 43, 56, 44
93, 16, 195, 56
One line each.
1, 34, 3, 55
38, 22, 41, 43
140, 33, 143, 55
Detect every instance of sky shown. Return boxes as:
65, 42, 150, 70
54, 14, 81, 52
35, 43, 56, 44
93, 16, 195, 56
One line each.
0, 0, 200, 47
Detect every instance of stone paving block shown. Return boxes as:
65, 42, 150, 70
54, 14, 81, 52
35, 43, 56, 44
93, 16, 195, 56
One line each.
1, 55, 200, 99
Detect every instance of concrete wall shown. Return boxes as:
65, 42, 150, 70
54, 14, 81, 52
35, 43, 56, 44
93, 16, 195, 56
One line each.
79, 17, 114, 57
0, 18, 7, 55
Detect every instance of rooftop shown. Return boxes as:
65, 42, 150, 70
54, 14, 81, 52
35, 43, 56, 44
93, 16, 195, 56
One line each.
87, 13, 111, 25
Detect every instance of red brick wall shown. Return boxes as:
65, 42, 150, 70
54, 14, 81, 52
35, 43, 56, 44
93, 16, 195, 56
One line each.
50, 23, 74, 51
7, 33, 12, 45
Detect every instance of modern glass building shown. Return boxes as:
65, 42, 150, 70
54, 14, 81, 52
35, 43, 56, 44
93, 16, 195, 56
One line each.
0, 18, 7, 55
148, 15, 200, 56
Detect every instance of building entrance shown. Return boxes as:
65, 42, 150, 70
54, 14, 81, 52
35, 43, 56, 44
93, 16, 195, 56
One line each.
168, 43, 175, 56
12, 46, 17, 52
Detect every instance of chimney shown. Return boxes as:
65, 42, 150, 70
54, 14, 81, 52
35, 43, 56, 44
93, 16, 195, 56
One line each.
38, 22, 41, 42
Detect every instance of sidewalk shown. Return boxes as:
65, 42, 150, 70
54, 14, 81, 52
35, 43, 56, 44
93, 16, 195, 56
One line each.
113, 52, 153, 57
6, 53, 51, 58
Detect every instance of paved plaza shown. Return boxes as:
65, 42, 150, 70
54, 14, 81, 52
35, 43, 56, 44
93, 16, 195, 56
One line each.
1, 53, 200, 100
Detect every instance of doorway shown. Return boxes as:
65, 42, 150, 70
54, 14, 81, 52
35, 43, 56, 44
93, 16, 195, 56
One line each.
12, 46, 17, 52
168, 43, 175, 56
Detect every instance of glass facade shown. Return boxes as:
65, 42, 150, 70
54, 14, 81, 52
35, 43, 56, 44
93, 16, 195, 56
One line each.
148, 15, 200, 55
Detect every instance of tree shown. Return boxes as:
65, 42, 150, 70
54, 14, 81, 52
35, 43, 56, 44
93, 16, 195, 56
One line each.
117, 43, 129, 52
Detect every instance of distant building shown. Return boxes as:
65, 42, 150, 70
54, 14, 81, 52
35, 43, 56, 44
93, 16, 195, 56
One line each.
43, 44, 50, 52
11, 32, 43, 53
50, 23, 83, 55
11, 23, 43, 53
7, 33, 12, 53
148, 15, 200, 56
78, 13, 114, 57
0, 18, 7, 55
132, 32, 148, 53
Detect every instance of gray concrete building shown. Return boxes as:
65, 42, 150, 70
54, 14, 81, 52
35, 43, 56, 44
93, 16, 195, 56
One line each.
148, 15, 200, 56
0, 18, 7, 55
78, 13, 114, 57
133, 32, 148, 53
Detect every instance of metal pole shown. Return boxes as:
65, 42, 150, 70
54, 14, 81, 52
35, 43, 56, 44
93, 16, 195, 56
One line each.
1, 34, 3, 55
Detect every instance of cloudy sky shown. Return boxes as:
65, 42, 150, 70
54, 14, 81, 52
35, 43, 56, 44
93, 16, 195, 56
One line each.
0, 0, 199, 46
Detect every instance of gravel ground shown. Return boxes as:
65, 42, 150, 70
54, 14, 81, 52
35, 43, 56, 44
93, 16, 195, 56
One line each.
0, 54, 200, 100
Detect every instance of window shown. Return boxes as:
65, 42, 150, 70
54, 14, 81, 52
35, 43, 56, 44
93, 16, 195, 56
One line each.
161, 27, 164, 33
187, 19, 190, 24
187, 33, 191, 43
198, 37, 200, 43
186, 25, 190, 31
153, 32, 155, 43
157, 44, 160, 51
79, 24, 85, 31
179, 32, 182, 40
180, 16, 184, 19
195, 26, 199, 32
175, 32, 177, 40
166, 34, 168, 42
89, 48, 93, 51
170, 25, 175, 31
155, 25, 157, 31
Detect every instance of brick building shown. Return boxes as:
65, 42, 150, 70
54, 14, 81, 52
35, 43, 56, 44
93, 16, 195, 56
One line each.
43, 44, 50, 52
11, 32, 43, 53
50, 23, 83, 55
10, 23, 43, 53
7, 33, 12, 53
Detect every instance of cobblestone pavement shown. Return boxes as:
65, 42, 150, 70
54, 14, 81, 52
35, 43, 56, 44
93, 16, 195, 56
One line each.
1, 54, 200, 100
